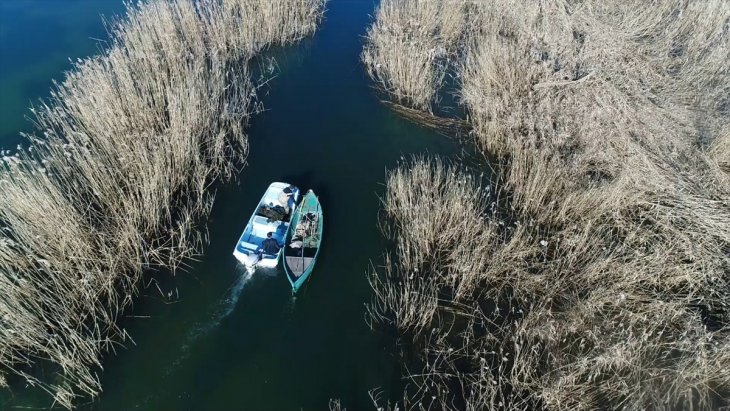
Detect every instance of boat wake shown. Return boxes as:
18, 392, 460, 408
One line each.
164, 269, 253, 376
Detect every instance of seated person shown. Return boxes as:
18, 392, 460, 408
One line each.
257, 232, 281, 255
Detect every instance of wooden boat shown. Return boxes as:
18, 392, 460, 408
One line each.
283, 189, 323, 292
233, 182, 300, 270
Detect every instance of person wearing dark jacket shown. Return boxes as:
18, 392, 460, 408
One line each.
258, 232, 281, 255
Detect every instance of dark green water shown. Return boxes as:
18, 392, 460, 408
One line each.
1, 1, 458, 410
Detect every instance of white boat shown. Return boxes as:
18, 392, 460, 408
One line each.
233, 182, 300, 270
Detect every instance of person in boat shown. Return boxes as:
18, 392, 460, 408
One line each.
258, 232, 281, 256
279, 185, 296, 213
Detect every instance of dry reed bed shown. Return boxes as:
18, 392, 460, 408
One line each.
0, 0, 324, 408
362, 0, 471, 111
365, 1, 730, 410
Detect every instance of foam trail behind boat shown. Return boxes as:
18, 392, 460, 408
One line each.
164, 269, 253, 375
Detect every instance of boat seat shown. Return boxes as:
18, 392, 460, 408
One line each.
238, 241, 258, 251
251, 216, 277, 238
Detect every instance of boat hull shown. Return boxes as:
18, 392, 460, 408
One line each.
233, 182, 300, 270
283, 190, 323, 292
285, 256, 314, 292
233, 249, 279, 269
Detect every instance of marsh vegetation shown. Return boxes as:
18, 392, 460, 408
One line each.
364, 1, 730, 409
0, 0, 324, 407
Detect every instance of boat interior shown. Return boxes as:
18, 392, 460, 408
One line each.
233, 183, 299, 265
286, 256, 314, 280
237, 215, 287, 253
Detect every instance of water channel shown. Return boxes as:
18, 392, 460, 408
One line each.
1, 1, 460, 409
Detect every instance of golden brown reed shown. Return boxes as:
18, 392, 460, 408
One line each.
364, 1, 730, 410
362, 0, 471, 111
0, 0, 324, 408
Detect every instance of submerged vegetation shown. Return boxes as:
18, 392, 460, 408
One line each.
0, 0, 324, 407
365, 1, 730, 410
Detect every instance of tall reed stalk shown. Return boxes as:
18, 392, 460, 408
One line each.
364, 1, 730, 410
362, 0, 470, 111
0, 0, 325, 408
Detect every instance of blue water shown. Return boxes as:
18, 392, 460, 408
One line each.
0, 1, 459, 409
0, 0, 124, 148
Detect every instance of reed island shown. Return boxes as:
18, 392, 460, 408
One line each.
363, 1, 730, 410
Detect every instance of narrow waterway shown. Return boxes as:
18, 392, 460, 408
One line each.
1, 1, 459, 409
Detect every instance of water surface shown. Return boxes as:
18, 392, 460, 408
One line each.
0, 1, 459, 409
0, 0, 124, 147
